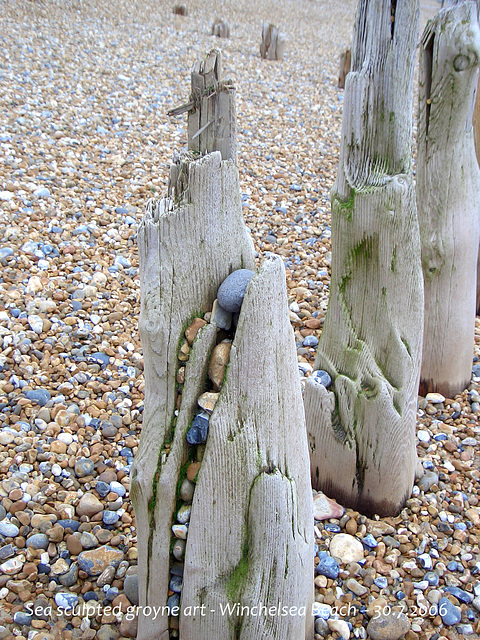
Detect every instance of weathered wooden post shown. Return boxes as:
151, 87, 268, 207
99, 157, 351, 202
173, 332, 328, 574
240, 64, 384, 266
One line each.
173, 4, 188, 16
211, 19, 230, 38
338, 49, 351, 89
260, 23, 286, 60
304, 0, 423, 517
417, 1, 480, 397
131, 50, 314, 640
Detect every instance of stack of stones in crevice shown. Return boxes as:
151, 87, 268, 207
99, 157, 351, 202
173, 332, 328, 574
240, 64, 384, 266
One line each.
166, 268, 254, 637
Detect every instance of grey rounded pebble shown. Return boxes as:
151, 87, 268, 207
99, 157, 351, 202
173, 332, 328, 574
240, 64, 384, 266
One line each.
26, 533, 49, 550
103, 510, 120, 525
0, 521, 20, 537
58, 563, 79, 587
124, 574, 139, 605
97, 624, 120, 640
74, 457, 95, 478
439, 597, 461, 625
217, 269, 255, 313
13, 611, 32, 626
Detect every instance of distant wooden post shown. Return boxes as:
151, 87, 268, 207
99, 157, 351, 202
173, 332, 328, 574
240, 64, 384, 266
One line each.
173, 3, 188, 16
260, 23, 286, 60
211, 19, 230, 38
304, 0, 423, 517
417, 2, 480, 397
132, 50, 314, 640
338, 49, 351, 89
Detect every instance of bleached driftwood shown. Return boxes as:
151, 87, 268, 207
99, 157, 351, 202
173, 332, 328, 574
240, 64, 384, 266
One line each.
305, 0, 423, 517
181, 256, 313, 640
260, 23, 286, 60
417, 2, 480, 397
338, 49, 351, 89
211, 19, 230, 38
132, 49, 313, 639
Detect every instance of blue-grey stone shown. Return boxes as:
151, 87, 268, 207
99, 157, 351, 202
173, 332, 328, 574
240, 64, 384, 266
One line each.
362, 534, 378, 548
105, 587, 119, 601
103, 511, 119, 526
75, 457, 95, 478
59, 563, 78, 587
425, 572, 440, 587
13, 611, 32, 626
26, 533, 49, 550
33, 187, 51, 198
316, 552, 340, 579
447, 560, 458, 571
124, 574, 138, 605
167, 593, 180, 614
439, 597, 461, 625
396, 591, 406, 600
56, 519, 81, 532
84, 591, 98, 602
324, 523, 341, 533
55, 593, 78, 610
169, 575, 183, 593
0, 247, 13, 260
186, 423, 208, 445
374, 577, 388, 589
24, 389, 51, 406
95, 481, 109, 498
417, 471, 439, 492
0, 544, 15, 560
0, 521, 20, 537
445, 586, 473, 604
213, 301, 232, 330
217, 269, 255, 313
303, 335, 319, 347
457, 624, 474, 635
38, 563, 51, 574
88, 352, 110, 366
109, 481, 126, 497
312, 370, 331, 388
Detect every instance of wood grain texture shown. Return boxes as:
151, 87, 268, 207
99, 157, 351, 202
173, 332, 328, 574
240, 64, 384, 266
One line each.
417, 2, 480, 397
260, 23, 285, 61
131, 151, 255, 640
180, 255, 314, 640
305, 0, 423, 517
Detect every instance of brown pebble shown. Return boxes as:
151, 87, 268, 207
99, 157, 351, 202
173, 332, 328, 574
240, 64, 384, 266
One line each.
185, 317, 207, 345
186, 462, 201, 482
66, 534, 83, 556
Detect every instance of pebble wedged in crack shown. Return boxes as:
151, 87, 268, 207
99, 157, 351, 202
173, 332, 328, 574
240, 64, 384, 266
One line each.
0, 1, 479, 640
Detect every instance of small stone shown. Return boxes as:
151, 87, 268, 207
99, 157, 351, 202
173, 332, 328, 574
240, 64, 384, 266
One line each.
26, 534, 49, 550
172, 524, 188, 539
212, 299, 232, 330
217, 269, 255, 313
303, 335, 319, 347
124, 573, 139, 606
327, 619, 350, 639
77, 546, 124, 576
417, 429, 430, 443
329, 534, 364, 564
13, 611, 32, 626
0, 555, 24, 575
345, 577, 368, 596
445, 586, 473, 604
362, 534, 378, 548
186, 462, 201, 482
177, 503, 192, 524
75, 457, 95, 478
197, 391, 219, 413
103, 511, 120, 525
173, 539, 186, 561
366, 612, 411, 640
24, 388, 50, 406
97, 565, 116, 587
0, 520, 20, 538
208, 342, 231, 390
109, 481, 126, 497
185, 318, 207, 345
426, 392, 445, 404
179, 478, 195, 502
416, 471, 439, 492
438, 597, 461, 625
313, 492, 344, 520
77, 493, 104, 517
54, 592, 79, 610
312, 370, 331, 388
316, 552, 339, 579
58, 562, 78, 587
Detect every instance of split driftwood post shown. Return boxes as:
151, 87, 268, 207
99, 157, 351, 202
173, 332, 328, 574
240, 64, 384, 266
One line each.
417, 1, 480, 397
338, 49, 351, 89
304, 0, 423, 517
131, 49, 314, 640
260, 23, 286, 60
211, 19, 230, 38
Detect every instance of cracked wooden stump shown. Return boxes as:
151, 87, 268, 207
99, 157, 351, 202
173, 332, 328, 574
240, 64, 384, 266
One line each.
131, 48, 313, 640
417, 2, 480, 397
304, 0, 423, 517
260, 23, 285, 60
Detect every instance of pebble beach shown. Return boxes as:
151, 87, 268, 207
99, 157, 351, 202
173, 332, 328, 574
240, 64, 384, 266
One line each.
0, 1, 480, 639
